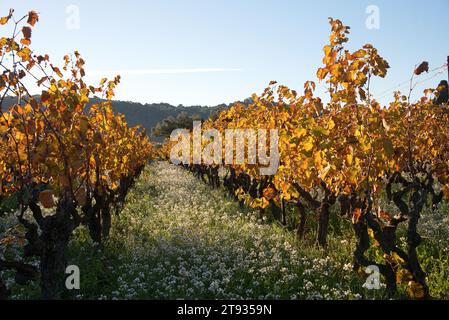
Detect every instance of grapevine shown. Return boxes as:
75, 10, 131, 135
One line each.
164, 18, 449, 299
0, 10, 152, 299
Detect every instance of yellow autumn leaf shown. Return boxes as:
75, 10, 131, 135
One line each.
302, 137, 314, 152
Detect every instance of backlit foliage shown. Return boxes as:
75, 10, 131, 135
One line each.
167, 18, 449, 299
0, 9, 152, 299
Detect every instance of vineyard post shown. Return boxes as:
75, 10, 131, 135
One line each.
447, 56, 449, 83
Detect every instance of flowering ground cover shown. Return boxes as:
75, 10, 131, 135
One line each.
2, 162, 448, 299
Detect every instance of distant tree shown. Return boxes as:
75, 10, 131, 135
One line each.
435, 80, 448, 105
152, 112, 202, 138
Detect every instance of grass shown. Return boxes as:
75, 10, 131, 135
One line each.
2, 161, 449, 299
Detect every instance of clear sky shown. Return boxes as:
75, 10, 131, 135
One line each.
1, 0, 448, 106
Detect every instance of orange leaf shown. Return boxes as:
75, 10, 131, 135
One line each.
22, 26, 32, 40
352, 208, 363, 224
0, 9, 13, 26
39, 190, 55, 209
414, 61, 429, 76
27, 11, 39, 26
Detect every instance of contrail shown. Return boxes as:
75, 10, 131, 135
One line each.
89, 68, 243, 76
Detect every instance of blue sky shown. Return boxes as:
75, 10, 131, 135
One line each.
1, 0, 448, 106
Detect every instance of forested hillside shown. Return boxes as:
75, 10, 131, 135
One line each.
1, 96, 229, 141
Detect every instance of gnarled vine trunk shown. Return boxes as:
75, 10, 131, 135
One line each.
296, 202, 307, 240
28, 199, 79, 299
317, 189, 336, 248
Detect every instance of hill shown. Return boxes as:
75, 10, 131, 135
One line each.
1, 96, 234, 141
